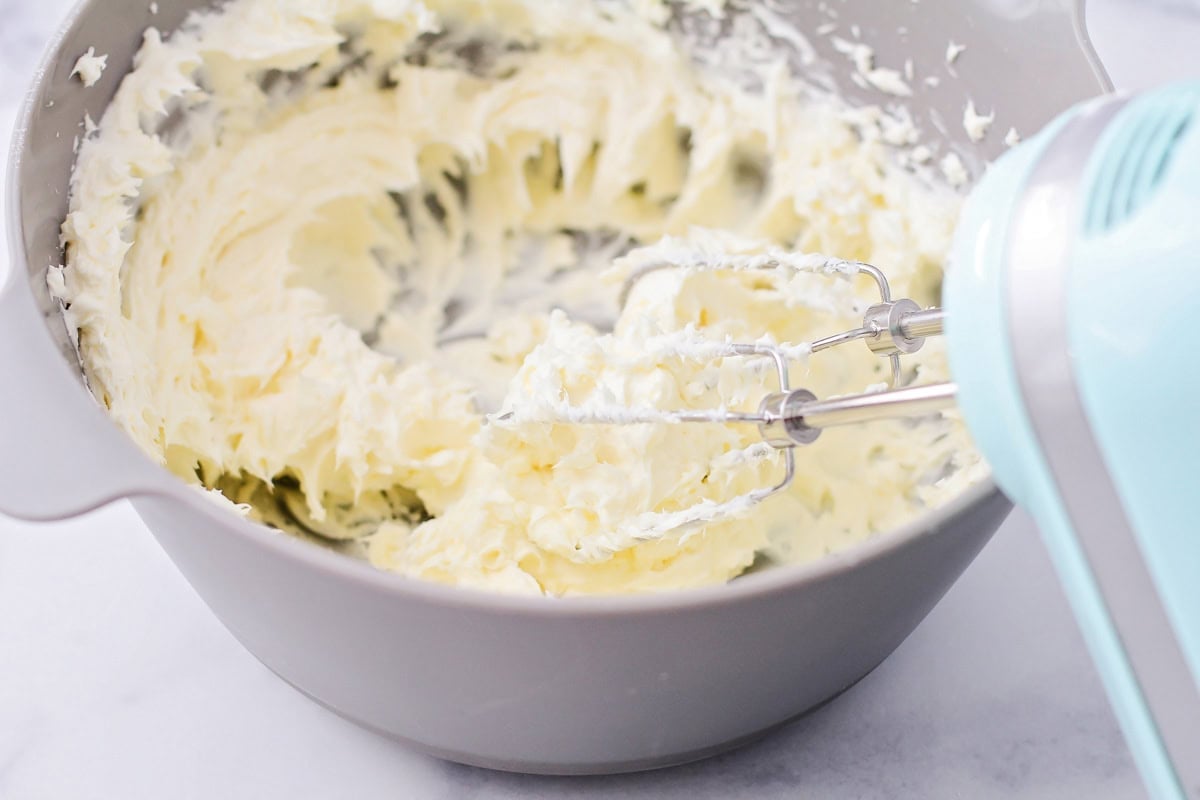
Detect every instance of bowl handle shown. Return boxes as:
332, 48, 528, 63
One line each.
0, 272, 171, 521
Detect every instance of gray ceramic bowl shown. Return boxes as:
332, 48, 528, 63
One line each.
1, 0, 1109, 775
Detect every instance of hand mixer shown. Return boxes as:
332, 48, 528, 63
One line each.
518, 82, 1200, 799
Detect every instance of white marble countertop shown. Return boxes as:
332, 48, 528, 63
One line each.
2, 2, 1198, 798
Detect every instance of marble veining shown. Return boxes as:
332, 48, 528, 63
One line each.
3, 0, 1198, 797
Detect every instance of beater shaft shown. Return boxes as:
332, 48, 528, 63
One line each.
757, 382, 959, 448
897, 308, 946, 340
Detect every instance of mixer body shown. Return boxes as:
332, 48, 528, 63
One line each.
946, 83, 1200, 800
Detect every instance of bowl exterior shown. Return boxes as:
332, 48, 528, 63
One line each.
134, 489, 1009, 774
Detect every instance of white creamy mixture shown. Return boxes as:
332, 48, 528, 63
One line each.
71, 47, 108, 87
963, 99, 995, 143
55, 0, 982, 596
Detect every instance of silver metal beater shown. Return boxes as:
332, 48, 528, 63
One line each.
522, 258, 960, 515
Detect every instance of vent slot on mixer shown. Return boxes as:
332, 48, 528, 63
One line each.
1085, 88, 1197, 235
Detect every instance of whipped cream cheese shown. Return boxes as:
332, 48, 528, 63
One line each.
55, 0, 982, 596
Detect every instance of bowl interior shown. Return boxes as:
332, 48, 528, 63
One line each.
7, 0, 1109, 573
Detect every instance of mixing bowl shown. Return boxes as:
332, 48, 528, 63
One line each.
1, 0, 1109, 775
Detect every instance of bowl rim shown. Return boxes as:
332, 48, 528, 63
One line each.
5, 0, 1041, 619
